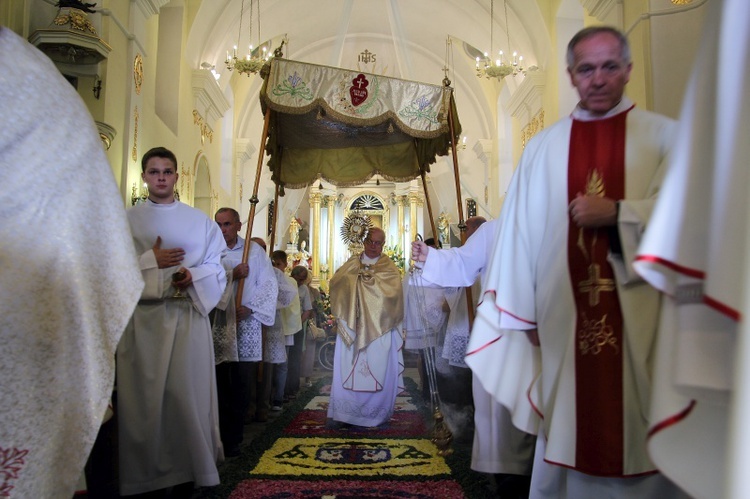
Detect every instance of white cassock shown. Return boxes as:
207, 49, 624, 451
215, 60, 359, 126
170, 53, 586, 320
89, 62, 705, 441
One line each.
403, 279, 454, 351
482, 98, 690, 498
118, 201, 227, 495
420, 220, 536, 476
264, 267, 299, 363
0, 27, 144, 499
634, 1, 750, 498
327, 254, 405, 427
213, 237, 277, 363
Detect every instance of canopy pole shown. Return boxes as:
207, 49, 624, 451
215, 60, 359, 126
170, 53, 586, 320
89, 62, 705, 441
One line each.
420, 170, 438, 243
446, 97, 475, 328
236, 107, 272, 308
268, 182, 280, 251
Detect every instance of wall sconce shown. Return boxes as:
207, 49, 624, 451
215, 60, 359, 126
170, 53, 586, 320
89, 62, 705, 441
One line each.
200, 62, 221, 81
131, 182, 148, 205
93, 75, 102, 99
449, 136, 467, 153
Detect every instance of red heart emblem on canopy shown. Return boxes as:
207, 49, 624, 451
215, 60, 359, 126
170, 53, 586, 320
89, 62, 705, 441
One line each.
349, 73, 369, 107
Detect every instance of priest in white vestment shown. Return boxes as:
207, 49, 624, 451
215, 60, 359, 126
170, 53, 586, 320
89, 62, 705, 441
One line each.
0, 27, 143, 499
327, 228, 405, 427
412, 219, 536, 497
634, 1, 749, 497
118, 147, 227, 496
475, 27, 689, 498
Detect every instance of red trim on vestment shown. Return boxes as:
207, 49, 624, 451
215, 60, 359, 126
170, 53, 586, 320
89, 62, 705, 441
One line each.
704, 294, 741, 321
397, 335, 406, 396
343, 350, 383, 391
634, 254, 706, 279
498, 308, 537, 325
542, 458, 659, 478
647, 400, 697, 439
633, 256, 740, 320
476, 288, 495, 306
527, 383, 544, 419
465, 335, 502, 356
476, 288, 537, 324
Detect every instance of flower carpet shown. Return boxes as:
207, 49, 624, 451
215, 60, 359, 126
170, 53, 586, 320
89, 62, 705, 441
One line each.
198, 376, 491, 498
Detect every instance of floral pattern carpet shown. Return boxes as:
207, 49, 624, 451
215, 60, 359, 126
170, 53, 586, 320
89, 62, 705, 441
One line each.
199, 376, 489, 498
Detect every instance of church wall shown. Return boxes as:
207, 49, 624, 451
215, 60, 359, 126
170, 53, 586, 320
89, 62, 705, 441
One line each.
648, 0, 707, 119
99, 0, 139, 203
1, 0, 29, 38
621, 0, 653, 111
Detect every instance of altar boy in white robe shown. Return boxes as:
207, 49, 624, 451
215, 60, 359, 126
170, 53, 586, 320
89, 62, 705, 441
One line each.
118, 147, 227, 496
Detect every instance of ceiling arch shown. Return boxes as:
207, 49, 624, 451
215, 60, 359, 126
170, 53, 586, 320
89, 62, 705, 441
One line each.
185, 0, 552, 220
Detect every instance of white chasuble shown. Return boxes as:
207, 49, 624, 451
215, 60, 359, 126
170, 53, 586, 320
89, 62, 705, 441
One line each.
634, 1, 750, 497
481, 101, 676, 477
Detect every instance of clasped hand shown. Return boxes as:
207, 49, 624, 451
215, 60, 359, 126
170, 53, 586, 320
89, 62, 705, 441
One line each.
410, 240, 429, 262
233, 263, 249, 280
568, 193, 617, 228
153, 236, 192, 288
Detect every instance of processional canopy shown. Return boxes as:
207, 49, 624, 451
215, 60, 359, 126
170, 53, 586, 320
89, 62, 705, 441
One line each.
259, 58, 461, 191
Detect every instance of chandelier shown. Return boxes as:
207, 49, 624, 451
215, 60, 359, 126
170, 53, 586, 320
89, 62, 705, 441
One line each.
476, 0, 524, 80
225, 0, 269, 76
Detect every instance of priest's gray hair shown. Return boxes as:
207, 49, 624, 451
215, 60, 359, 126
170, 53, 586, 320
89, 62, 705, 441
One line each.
215, 207, 240, 223
566, 26, 631, 69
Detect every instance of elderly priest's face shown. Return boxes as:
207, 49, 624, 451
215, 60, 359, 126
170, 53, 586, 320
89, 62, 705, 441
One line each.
363, 229, 385, 259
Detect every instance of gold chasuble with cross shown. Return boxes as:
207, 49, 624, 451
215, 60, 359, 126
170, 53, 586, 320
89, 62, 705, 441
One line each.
567, 110, 628, 475
330, 254, 404, 353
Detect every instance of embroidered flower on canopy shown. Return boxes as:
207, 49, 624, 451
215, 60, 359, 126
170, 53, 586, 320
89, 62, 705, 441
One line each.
399, 95, 439, 125
272, 71, 314, 100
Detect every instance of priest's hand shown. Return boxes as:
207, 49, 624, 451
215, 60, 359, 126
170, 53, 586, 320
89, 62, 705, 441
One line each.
568, 193, 618, 228
153, 236, 185, 269
237, 305, 252, 321
233, 262, 249, 280
411, 241, 430, 262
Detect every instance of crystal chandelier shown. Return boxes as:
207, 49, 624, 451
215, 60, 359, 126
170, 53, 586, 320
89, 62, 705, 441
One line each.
476, 0, 524, 80
225, 0, 269, 76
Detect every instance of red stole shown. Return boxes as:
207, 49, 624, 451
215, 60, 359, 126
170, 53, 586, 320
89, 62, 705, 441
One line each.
567, 109, 629, 475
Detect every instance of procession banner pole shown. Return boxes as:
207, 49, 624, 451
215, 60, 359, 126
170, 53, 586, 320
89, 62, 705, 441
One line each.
445, 92, 474, 328
236, 107, 272, 308
420, 170, 439, 244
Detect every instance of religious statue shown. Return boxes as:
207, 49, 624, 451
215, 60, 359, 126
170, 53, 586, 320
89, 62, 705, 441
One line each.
437, 212, 450, 247
289, 216, 301, 248
292, 240, 312, 268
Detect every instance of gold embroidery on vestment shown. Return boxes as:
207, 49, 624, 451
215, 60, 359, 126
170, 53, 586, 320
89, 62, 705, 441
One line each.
578, 313, 619, 355
577, 263, 616, 307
